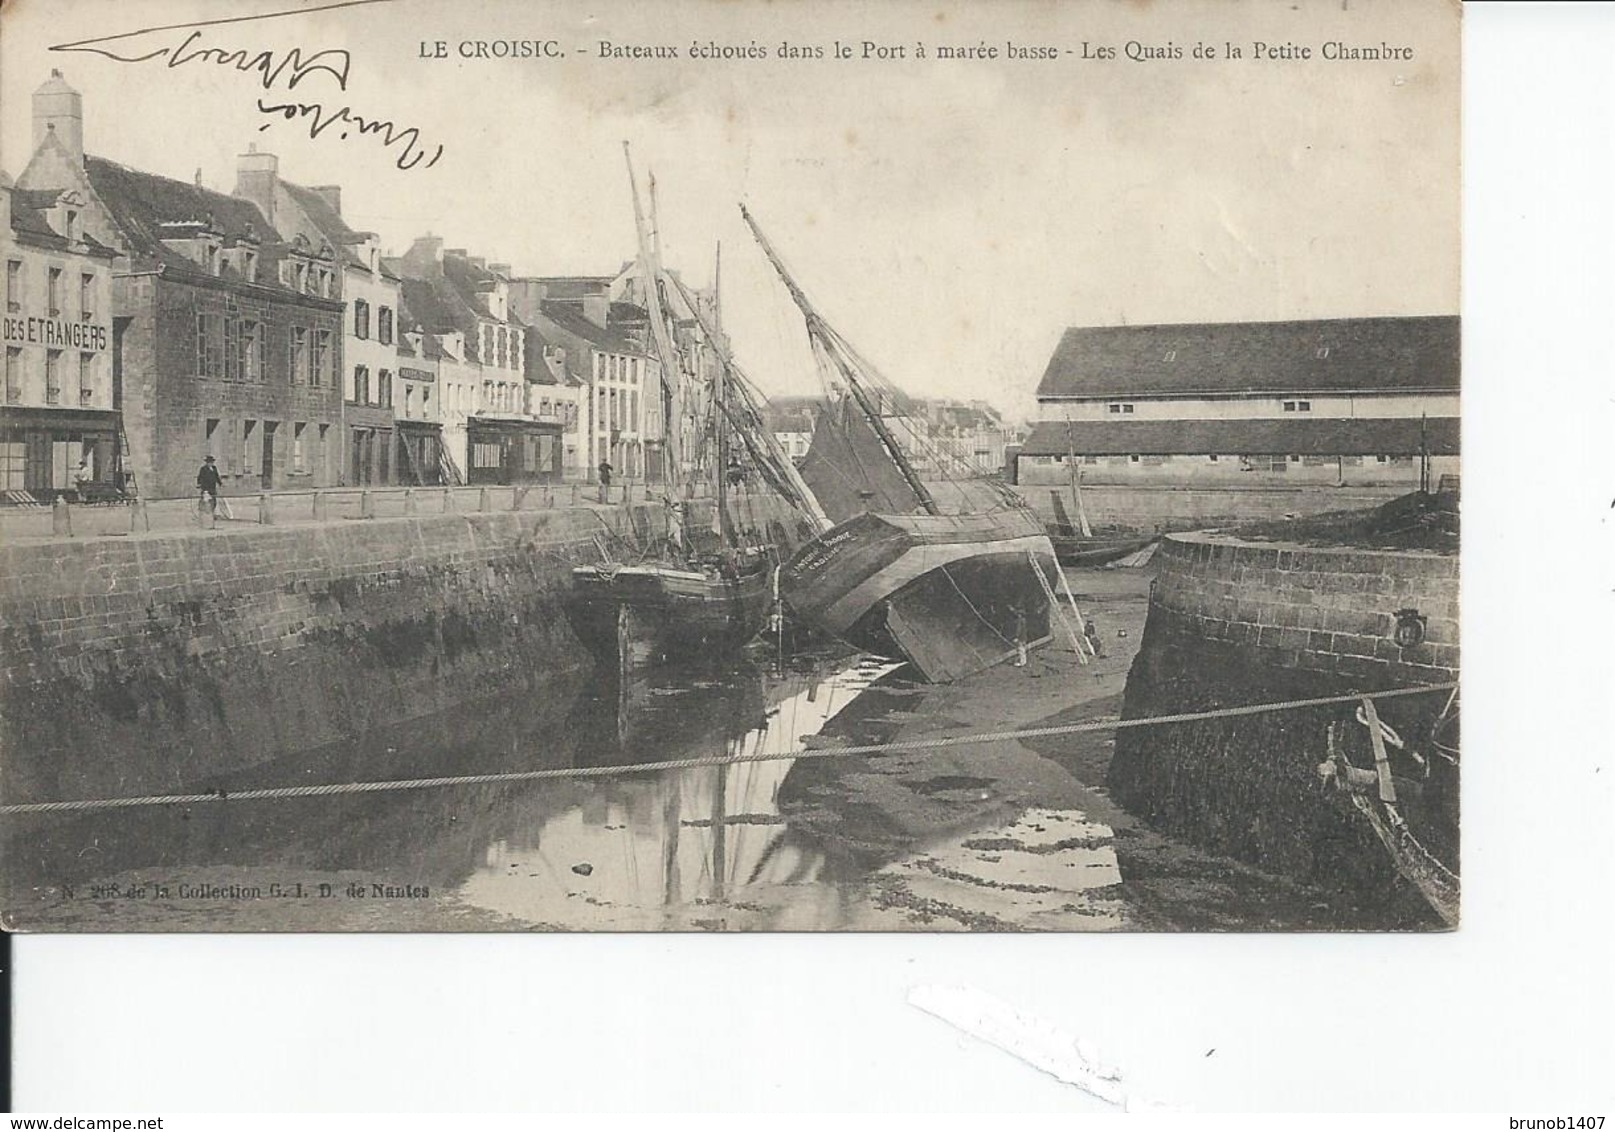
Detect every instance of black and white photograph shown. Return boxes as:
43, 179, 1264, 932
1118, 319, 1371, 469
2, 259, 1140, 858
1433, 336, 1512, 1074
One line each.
10, 0, 1615, 1119
0, 0, 1465, 936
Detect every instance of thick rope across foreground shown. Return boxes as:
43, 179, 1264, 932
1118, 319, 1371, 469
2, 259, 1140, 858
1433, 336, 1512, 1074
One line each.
0, 682, 1457, 816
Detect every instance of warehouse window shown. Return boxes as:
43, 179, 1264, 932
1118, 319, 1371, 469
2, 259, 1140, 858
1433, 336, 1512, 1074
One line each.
1107, 403, 1135, 414
1282, 400, 1312, 412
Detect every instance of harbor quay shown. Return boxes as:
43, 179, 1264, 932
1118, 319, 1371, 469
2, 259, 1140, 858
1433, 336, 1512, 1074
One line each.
1, 487, 1458, 931
0, 494, 802, 802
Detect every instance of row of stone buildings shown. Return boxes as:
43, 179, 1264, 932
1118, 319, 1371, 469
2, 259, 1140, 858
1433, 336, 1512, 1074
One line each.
2, 71, 679, 501
763, 394, 1023, 477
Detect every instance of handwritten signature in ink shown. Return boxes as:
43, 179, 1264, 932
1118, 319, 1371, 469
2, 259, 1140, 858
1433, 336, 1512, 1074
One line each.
50, 0, 442, 172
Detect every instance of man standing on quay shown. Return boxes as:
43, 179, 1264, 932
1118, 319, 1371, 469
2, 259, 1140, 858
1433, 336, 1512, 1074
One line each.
197, 455, 222, 526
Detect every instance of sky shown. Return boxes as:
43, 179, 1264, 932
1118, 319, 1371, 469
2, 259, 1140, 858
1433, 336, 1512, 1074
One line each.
0, 0, 1460, 423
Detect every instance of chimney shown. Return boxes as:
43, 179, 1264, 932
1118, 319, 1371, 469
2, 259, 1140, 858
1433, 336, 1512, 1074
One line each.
33, 70, 84, 167
401, 233, 444, 276
582, 293, 609, 328
309, 185, 342, 216
234, 142, 280, 229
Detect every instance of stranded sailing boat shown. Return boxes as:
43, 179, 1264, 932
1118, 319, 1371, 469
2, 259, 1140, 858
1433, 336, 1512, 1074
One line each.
741, 205, 1063, 683
565, 153, 820, 671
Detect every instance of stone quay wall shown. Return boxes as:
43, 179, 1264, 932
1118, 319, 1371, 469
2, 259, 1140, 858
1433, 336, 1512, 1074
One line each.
0, 501, 799, 805
1110, 534, 1460, 918
1024, 482, 1416, 536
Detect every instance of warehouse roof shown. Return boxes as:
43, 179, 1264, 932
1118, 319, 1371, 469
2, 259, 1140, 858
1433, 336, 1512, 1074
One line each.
1036, 316, 1460, 401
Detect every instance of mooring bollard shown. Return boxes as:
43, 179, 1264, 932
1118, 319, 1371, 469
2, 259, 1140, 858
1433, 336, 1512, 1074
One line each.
312, 491, 326, 521
258, 493, 274, 525
478, 487, 491, 513
404, 488, 417, 516
52, 496, 73, 538
360, 490, 375, 520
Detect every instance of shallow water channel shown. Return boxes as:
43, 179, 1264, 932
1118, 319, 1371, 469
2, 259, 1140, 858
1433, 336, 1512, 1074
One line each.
4, 650, 1156, 931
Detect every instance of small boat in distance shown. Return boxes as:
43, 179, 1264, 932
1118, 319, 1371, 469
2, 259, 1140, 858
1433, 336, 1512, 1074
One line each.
1049, 534, 1158, 568
741, 205, 1063, 683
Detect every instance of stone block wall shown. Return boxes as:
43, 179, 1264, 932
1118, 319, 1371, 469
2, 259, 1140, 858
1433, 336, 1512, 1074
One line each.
1025, 483, 1417, 536
0, 500, 783, 804
1109, 533, 1460, 921
1147, 534, 1460, 683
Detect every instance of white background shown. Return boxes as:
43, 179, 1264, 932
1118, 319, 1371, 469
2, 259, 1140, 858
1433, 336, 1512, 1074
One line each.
10, 1, 1615, 1113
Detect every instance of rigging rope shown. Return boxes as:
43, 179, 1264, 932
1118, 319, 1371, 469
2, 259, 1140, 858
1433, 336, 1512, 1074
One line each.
1, 682, 1457, 816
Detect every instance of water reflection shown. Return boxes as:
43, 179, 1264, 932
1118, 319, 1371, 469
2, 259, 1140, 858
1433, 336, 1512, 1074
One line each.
456, 657, 901, 930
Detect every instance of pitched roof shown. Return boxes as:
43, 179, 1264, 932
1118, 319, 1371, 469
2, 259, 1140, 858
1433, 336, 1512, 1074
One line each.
82, 155, 325, 293
523, 276, 614, 299
86, 156, 270, 260
1019, 416, 1460, 457
282, 181, 364, 246
6, 189, 66, 244
280, 180, 393, 276
398, 276, 472, 338
536, 300, 643, 356
1036, 316, 1461, 401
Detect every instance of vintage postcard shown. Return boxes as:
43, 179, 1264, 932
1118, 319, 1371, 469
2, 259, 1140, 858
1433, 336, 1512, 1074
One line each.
0, 0, 1460, 933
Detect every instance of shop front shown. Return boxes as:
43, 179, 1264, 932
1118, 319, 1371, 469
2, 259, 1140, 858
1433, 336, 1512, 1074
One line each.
396, 419, 445, 486
465, 415, 563, 485
0, 406, 120, 502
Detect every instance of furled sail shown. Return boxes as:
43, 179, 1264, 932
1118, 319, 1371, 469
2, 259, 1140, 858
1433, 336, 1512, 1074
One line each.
798, 396, 927, 525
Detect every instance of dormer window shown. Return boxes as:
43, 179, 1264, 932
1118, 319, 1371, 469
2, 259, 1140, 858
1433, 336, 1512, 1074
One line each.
242, 250, 258, 283
65, 210, 80, 242
294, 262, 308, 292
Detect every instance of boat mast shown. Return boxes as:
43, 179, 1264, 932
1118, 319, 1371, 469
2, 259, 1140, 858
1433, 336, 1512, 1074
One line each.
662, 270, 834, 533
738, 204, 941, 517
714, 309, 734, 547
622, 144, 683, 486
1066, 420, 1092, 537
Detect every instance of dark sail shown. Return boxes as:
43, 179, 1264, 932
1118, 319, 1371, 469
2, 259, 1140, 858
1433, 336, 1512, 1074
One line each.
798, 397, 926, 524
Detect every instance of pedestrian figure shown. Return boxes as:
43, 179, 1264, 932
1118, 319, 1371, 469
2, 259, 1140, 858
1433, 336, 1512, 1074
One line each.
74, 453, 93, 500
1013, 605, 1028, 668
597, 459, 613, 504
196, 455, 223, 525
1084, 616, 1105, 658
726, 455, 746, 489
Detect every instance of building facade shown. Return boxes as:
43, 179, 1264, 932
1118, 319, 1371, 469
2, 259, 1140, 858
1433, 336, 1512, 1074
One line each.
1, 172, 120, 500
511, 278, 660, 482
1019, 316, 1460, 486
233, 148, 416, 486
15, 72, 345, 499
394, 237, 556, 484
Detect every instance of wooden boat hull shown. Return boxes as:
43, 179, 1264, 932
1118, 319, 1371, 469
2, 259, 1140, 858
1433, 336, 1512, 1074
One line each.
1050, 535, 1157, 567
567, 557, 776, 670
779, 508, 1061, 683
